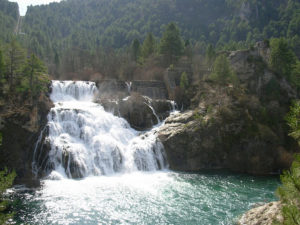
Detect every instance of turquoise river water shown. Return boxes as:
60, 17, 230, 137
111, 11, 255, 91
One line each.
10, 171, 279, 225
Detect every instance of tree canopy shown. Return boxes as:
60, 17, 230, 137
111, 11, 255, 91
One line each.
142, 33, 156, 58
160, 22, 184, 64
270, 38, 296, 79
275, 101, 300, 225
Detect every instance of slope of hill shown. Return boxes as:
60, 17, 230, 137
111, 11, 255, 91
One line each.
0, 0, 19, 43
22, 0, 300, 50
15, 0, 299, 78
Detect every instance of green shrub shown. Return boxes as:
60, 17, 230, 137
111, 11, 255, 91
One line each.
285, 101, 300, 145
0, 168, 16, 224
180, 72, 189, 90
276, 154, 300, 225
275, 101, 300, 224
209, 54, 239, 85
270, 38, 296, 80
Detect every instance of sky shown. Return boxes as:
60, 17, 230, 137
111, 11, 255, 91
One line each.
9, 0, 62, 16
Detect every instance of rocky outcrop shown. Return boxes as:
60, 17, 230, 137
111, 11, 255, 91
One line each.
159, 76, 297, 174
0, 91, 53, 183
238, 201, 283, 225
98, 94, 174, 131
158, 43, 299, 174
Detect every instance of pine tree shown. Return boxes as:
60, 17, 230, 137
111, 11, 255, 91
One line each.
23, 54, 46, 89
159, 22, 184, 64
291, 61, 300, 93
54, 51, 60, 70
270, 38, 296, 80
180, 72, 189, 90
0, 49, 5, 80
205, 44, 216, 70
210, 54, 237, 84
142, 33, 155, 58
132, 38, 141, 61
5, 39, 25, 87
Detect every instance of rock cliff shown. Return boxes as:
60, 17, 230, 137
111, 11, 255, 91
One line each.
158, 43, 299, 174
0, 89, 53, 183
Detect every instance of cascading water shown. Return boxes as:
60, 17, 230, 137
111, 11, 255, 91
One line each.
33, 80, 167, 179
13, 81, 279, 225
125, 81, 132, 94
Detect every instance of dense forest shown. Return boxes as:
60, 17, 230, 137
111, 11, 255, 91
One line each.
0, 0, 299, 79
22, 0, 300, 50
0, 0, 18, 42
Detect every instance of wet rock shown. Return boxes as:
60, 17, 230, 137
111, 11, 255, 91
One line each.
97, 93, 174, 131
119, 94, 159, 130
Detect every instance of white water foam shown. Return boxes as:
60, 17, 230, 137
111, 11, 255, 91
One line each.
33, 81, 167, 179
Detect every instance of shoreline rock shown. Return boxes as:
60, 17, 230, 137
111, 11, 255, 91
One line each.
238, 201, 283, 225
0, 90, 53, 183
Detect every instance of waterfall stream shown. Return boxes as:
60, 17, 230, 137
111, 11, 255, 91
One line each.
33, 81, 167, 179
13, 81, 279, 225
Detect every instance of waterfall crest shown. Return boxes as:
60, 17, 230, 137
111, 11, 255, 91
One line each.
33, 81, 167, 179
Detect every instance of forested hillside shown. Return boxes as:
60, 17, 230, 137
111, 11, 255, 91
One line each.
16, 0, 300, 79
22, 0, 300, 52
0, 0, 19, 43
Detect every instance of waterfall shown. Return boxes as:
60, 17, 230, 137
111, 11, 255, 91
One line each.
125, 81, 132, 94
170, 101, 177, 111
33, 81, 167, 179
143, 96, 162, 124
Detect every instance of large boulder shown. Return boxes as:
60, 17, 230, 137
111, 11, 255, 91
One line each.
119, 94, 159, 130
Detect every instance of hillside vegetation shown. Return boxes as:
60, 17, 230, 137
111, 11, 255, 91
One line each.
12, 0, 299, 79
0, 0, 19, 43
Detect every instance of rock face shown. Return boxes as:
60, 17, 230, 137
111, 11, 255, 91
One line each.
238, 201, 283, 225
98, 94, 174, 131
0, 91, 53, 183
158, 43, 299, 174
96, 79, 174, 130
159, 82, 296, 174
